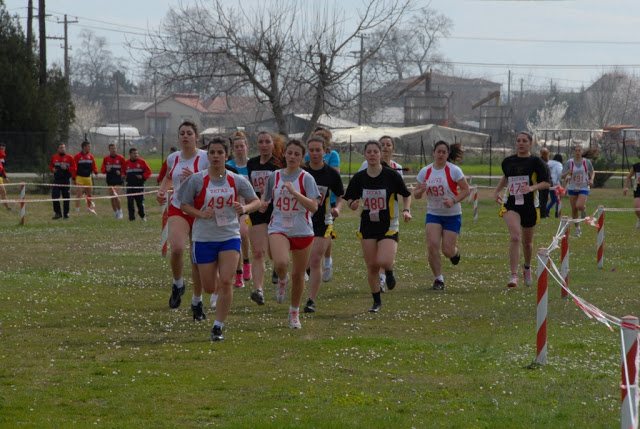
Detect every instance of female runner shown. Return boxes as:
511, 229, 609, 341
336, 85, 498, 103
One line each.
561, 144, 597, 237
302, 135, 344, 313
493, 131, 550, 288
225, 131, 252, 291
157, 120, 210, 318
344, 140, 412, 312
413, 141, 469, 290
246, 131, 284, 305
178, 137, 260, 341
262, 139, 320, 329
622, 161, 640, 230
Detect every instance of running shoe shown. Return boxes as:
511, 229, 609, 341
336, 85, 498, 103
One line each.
271, 270, 278, 284
304, 271, 309, 282
369, 301, 382, 313
379, 274, 386, 293
322, 260, 333, 282
250, 289, 265, 306
242, 262, 252, 281
191, 301, 206, 321
385, 270, 396, 290
210, 325, 224, 341
210, 294, 217, 309
431, 279, 445, 290
304, 298, 316, 313
117, 210, 123, 219
169, 283, 185, 308
575, 226, 582, 238
234, 273, 244, 288
523, 265, 533, 287
507, 274, 519, 288
113, 211, 119, 219
288, 311, 302, 329
275, 276, 288, 304
141, 216, 147, 222
52, 213, 62, 220
450, 252, 461, 266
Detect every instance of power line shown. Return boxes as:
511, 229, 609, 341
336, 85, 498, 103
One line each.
450, 35, 640, 45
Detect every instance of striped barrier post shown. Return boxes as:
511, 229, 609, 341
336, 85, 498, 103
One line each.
467, 176, 473, 203
621, 315, 639, 429
597, 205, 604, 269
472, 187, 478, 221
560, 216, 569, 299
161, 196, 169, 257
536, 248, 549, 365
20, 183, 26, 225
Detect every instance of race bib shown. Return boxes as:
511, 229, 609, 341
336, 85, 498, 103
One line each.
572, 172, 585, 185
251, 170, 271, 193
426, 178, 445, 209
274, 188, 299, 213
205, 186, 235, 225
508, 175, 528, 205
362, 189, 386, 222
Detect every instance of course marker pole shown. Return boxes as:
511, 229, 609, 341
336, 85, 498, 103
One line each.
560, 216, 569, 299
536, 248, 549, 365
20, 183, 26, 225
472, 187, 478, 221
621, 315, 639, 429
597, 205, 604, 269
467, 177, 473, 203
161, 196, 169, 257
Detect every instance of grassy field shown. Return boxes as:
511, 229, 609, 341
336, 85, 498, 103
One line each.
0, 185, 638, 427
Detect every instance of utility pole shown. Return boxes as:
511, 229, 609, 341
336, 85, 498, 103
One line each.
26, 0, 34, 49
116, 73, 122, 154
57, 15, 78, 84
507, 70, 511, 106
38, 0, 47, 88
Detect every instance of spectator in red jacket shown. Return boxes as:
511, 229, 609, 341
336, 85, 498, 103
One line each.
49, 143, 77, 219
123, 148, 152, 221
0, 156, 11, 211
101, 143, 126, 219
73, 140, 99, 213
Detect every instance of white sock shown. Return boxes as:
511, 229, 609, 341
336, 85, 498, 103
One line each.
279, 275, 289, 285
210, 294, 218, 302
289, 306, 299, 313
174, 277, 184, 287
436, 275, 444, 281
323, 257, 332, 268
379, 273, 386, 282
214, 320, 223, 328
191, 295, 202, 306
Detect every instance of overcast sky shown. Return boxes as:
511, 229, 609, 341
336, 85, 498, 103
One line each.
5, 0, 640, 93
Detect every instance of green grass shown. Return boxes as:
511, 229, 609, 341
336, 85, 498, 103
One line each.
0, 186, 638, 427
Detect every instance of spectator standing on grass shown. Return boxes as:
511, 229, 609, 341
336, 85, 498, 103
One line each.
302, 134, 344, 314
344, 140, 412, 313
101, 143, 126, 219
622, 161, 640, 230
246, 131, 284, 306
303, 127, 340, 283
73, 140, 98, 214
178, 137, 260, 340
157, 147, 178, 185
156, 120, 210, 314
546, 153, 563, 218
493, 131, 550, 288
538, 148, 553, 218
413, 141, 469, 291
49, 143, 76, 219
561, 144, 597, 238
123, 148, 152, 222
262, 139, 320, 329
225, 132, 252, 293
358, 135, 405, 292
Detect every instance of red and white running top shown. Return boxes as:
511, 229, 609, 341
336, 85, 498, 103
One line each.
416, 162, 464, 216
166, 149, 210, 209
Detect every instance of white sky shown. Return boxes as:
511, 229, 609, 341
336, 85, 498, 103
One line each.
5, 0, 640, 93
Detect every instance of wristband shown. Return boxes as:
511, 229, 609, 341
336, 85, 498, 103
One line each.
403, 209, 410, 213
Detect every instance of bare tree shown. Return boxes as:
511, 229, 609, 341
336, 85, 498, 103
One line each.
69, 94, 106, 143
364, 5, 452, 83
580, 71, 640, 128
71, 29, 126, 102
137, 0, 413, 136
